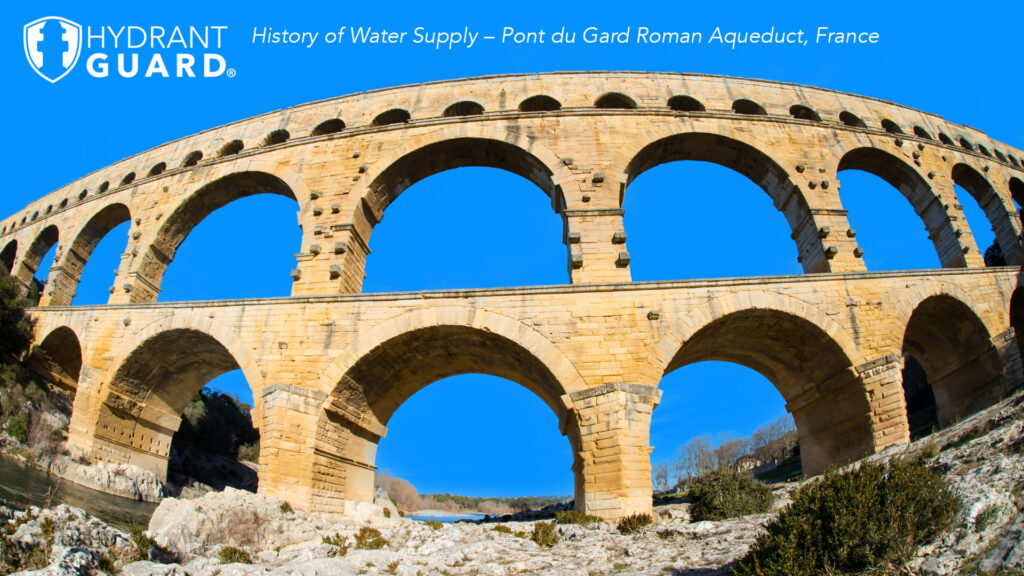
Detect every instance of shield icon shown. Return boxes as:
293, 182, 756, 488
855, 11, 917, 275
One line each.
24, 16, 83, 83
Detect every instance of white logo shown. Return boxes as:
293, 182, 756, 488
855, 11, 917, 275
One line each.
24, 16, 83, 83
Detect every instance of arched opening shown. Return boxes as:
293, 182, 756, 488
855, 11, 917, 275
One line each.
120, 172, 136, 186
147, 172, 300, 301
959, 137, 975, 151
1011, 156, 1021, 167
650, 361, 798, 492
1011, 288, 1024, 377
262, 129, 290, 146
939, 133, 955, 146
0, 240, 16, 274
182, 151, 203, 167
372, 109, 410, 126
952, 164, 1014, 264
978, 145, 993, 158
27, 327, 81, 393
312, 325, 577, 514
903, 295, 1005, 427
93, 329, 260, 489
311, 119, 345, 136
662, 309, 872, 476
837, 148, 948, 269
881, 119, 903, 134
840, 111, 866, 128
361, 137, 566, 291
914, 126, 933, 140
1010, 178, 1024, 225
442, 101, 484, 117
732, 99, 766, 115
147, 162, 167, 177
995, 150, 1008, 163
789, 104, 821, 122
595, 92, 636, 109
519, 95, 561, 112
18, 225, 59, 303
900, 355, 938, 440
217, 140, 244, 158
624, 132, 816, 273
55, 203, 131, 306
668, 95, 705, 112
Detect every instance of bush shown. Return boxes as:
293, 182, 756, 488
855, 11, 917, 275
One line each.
617, 513, 653, 534
354, 527, 388, 550
424, 520, 442, 530
382, 507, 391, 518
5, 413, 28, 443
688, 468, 773, 521
555, 510, 602, 526
732, 459, 960, 576
218, 546, 251, 564
279, 501, 292, 514
531, 521, 559, 548
0, 273, 33, 358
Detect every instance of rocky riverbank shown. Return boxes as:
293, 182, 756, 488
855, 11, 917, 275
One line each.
5, 389, 1024, 575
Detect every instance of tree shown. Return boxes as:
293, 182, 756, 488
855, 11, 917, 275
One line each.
984, 241, 1006, 267
0, 272, 33, 358
652, 462, 670, 492
675, 435, 715, 480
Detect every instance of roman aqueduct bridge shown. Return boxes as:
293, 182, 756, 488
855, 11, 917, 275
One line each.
3, 72, 1024, 520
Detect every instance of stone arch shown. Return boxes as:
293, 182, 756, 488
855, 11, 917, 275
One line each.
16, 224, 59, 296
89, 319, 264, 480
838, 147, 967, 267
131, 171, 300, 302
27, 326, 82, 393
653, 298, 873, 476
1, 239, 16, 274
519, 95, 561, 112
1010, 287, 1024, 376
1009, 178, 1024, 224
951, 163, 1021, 264
44, 203, 131, 306
309, 307, 586, 513
621, 131, 825, 273
902, 293, 1007, 426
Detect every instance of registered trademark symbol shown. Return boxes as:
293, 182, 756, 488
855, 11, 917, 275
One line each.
227, 68, 236, 78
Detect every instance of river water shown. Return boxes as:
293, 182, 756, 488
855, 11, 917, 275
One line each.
0, 455, 157, 531
407, 510, 487, 523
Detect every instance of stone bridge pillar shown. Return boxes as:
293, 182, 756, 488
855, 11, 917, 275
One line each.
926, 177, 986, 268
855, 355, 912, 451
563, 383, 661, 520
257, 384, 327, 508
565, 209, 632, 284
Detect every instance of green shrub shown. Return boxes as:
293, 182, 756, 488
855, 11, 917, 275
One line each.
531, 521, 559, 548
617, 513, 653, 534
386, 560, 400, 574
382, 507, 391, 518
354, 526, 388, 550
555, 510, 602, 526
0, 273, 34, 358
424, 520, 442, 530
218, 546, 251, 564
129, 526, 155, 562
6, 413, 28, 443
732, 459, 960, 576
974, 504, 1000, 533
323, 533, 348, 556
491, 525, 512, 534
688, 468, 773, 522
279, 501, 292, 514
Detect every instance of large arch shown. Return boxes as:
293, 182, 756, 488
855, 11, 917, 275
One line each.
44, 203, 131, 306
1012, 287, 1024, 377
623, 133, 822, 273
16, 225, 59, 295
134, 171, 298, 301
656, 304, 875, 475
0, 240, 15, 274
902, 294, 1007, 426
838, 148, 965, 268
26, 326, 82, 392
951, 164, 1021, 264
89, 327, 259, 480
310, 308, 585, 514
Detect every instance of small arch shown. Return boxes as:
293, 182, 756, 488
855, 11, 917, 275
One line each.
147, 162, 166, 177
978, 144, 992, 157
913, 126, 933, 140
443, 101, 484, 117
20, 216, 26, 225
668, 95, 705, 112
311, 119, 346, 136
27, 326, 82, 392
45, 206, 53, 215
97, 181, 109, 194
995, 150, 1008, 163
218, 139, 244, 158
372, 109, 411, 126
959, 137, 975, 151
262, 129, 290, 146
120, 172, 136, 186
732, 99, 767, 115
881, 119, 904, 134
518, 95, 561, 112
31, 212, 38, 221
77, 190, 87, 201
0, 240, 16, 273
840, 111, 866, 127
595, 92, 637, 109
182, 150, 203, 167
939, 133, 955, 146
1011, 155, 1020, 167
789, 104, 821, 122
59, 199, 68, 209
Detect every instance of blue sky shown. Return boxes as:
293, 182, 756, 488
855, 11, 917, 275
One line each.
2, 0, 1022, 498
